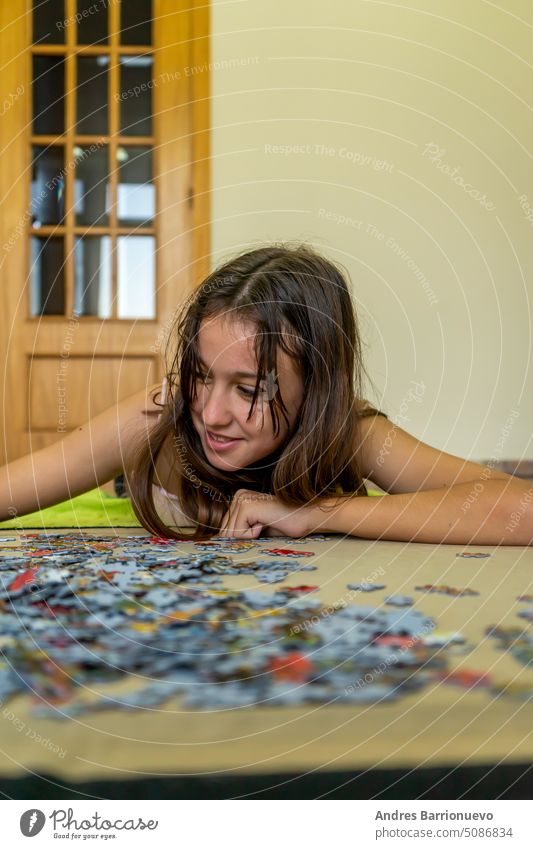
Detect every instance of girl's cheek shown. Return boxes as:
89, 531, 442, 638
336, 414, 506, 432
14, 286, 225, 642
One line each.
190, 397, 203, 417
243, 396, 261, 426
191, 385, 207, 409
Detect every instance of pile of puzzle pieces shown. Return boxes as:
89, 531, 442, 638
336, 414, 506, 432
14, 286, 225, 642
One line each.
0, 534, 530, 715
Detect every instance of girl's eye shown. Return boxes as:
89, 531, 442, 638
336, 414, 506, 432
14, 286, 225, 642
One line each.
238, 385, 255, 397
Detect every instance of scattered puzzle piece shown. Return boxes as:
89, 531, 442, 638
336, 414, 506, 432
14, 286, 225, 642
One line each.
517, 609, 533, 622
414, 584, 480, 597
384, 595, 414, 607
347, 582, 386, 592
456, 552, 490, 559
421, 631, 466, 647
259, 548, 315, 557
490, 683, 533, 702
433, 669, 491, 688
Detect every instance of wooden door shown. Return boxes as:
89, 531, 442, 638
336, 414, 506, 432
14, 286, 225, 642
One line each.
0, 0, 209, 464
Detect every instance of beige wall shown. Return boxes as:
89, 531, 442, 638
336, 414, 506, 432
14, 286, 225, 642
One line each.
209, 0, 533, 461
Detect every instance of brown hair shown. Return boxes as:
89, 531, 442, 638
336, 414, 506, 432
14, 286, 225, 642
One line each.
128, 244, 386, 538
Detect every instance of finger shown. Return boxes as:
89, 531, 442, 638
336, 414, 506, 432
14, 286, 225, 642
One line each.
227, 504, 255, 538
236, 511, 265, 539
233, 525, 256, 539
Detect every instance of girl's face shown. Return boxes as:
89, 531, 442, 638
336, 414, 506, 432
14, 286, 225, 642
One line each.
190, 314, 304, 471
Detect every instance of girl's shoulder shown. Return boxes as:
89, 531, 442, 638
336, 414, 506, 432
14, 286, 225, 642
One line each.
354, 403, 517, 495
355, 398, 388, 420
352, 400, 389, 462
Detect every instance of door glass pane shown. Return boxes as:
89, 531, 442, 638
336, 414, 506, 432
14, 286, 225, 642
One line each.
77, 0, 108, 44
76, 56, 109, 134
32, 55, 65, 135
74, 144, 110, 226
30, 237, 65, 316
117, 236, 155, 318
74, 237, 112, 317
120, 0, 152, 45
31, 145, 65, 226
119, 56, 153, 135
117, 146, 154, 226
33, 0, 65, 45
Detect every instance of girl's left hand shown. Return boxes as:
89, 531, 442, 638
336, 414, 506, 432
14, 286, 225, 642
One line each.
216, 489, 316, 539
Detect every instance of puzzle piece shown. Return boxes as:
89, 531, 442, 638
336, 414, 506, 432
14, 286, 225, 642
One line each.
347, 582, 386, 592
414, 584, 480, 597
433, 669, 491, 688
456, 552, 490, 559
259, 548, 315, 557
517, 609, 533, 622
384, 595, 414, 607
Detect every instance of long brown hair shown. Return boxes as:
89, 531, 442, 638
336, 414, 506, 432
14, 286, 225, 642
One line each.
128, 244, 386, 538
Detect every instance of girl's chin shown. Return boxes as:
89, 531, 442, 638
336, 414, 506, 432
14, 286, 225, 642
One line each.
207, 455, 242, 469
204, 445, 249, 469
206, 448, 270, 472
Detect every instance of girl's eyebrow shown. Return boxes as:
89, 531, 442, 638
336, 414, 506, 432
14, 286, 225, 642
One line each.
198, 357, 258, 379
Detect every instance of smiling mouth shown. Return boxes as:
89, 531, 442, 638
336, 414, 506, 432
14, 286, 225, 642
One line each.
205, 430, 243, 444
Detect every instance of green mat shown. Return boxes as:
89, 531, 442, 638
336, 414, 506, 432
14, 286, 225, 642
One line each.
0, 488, 383, 529
0, 489, 141, 529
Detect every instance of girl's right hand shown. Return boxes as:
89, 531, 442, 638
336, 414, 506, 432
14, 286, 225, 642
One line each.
216, 488, 314, 539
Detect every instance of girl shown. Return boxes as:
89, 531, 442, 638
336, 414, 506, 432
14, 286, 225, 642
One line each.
1, 244, 531, 544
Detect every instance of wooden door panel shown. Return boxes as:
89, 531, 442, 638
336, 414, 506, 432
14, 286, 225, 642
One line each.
28, 355, 156, 429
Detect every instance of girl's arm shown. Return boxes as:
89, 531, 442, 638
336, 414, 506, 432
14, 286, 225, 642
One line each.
0, 384, 163, 522
175, 410, 532, 544
311, 415, 533, 545
356, 413, 520, 493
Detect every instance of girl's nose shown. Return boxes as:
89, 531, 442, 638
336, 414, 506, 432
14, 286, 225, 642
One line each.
201, 385, 233, 427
